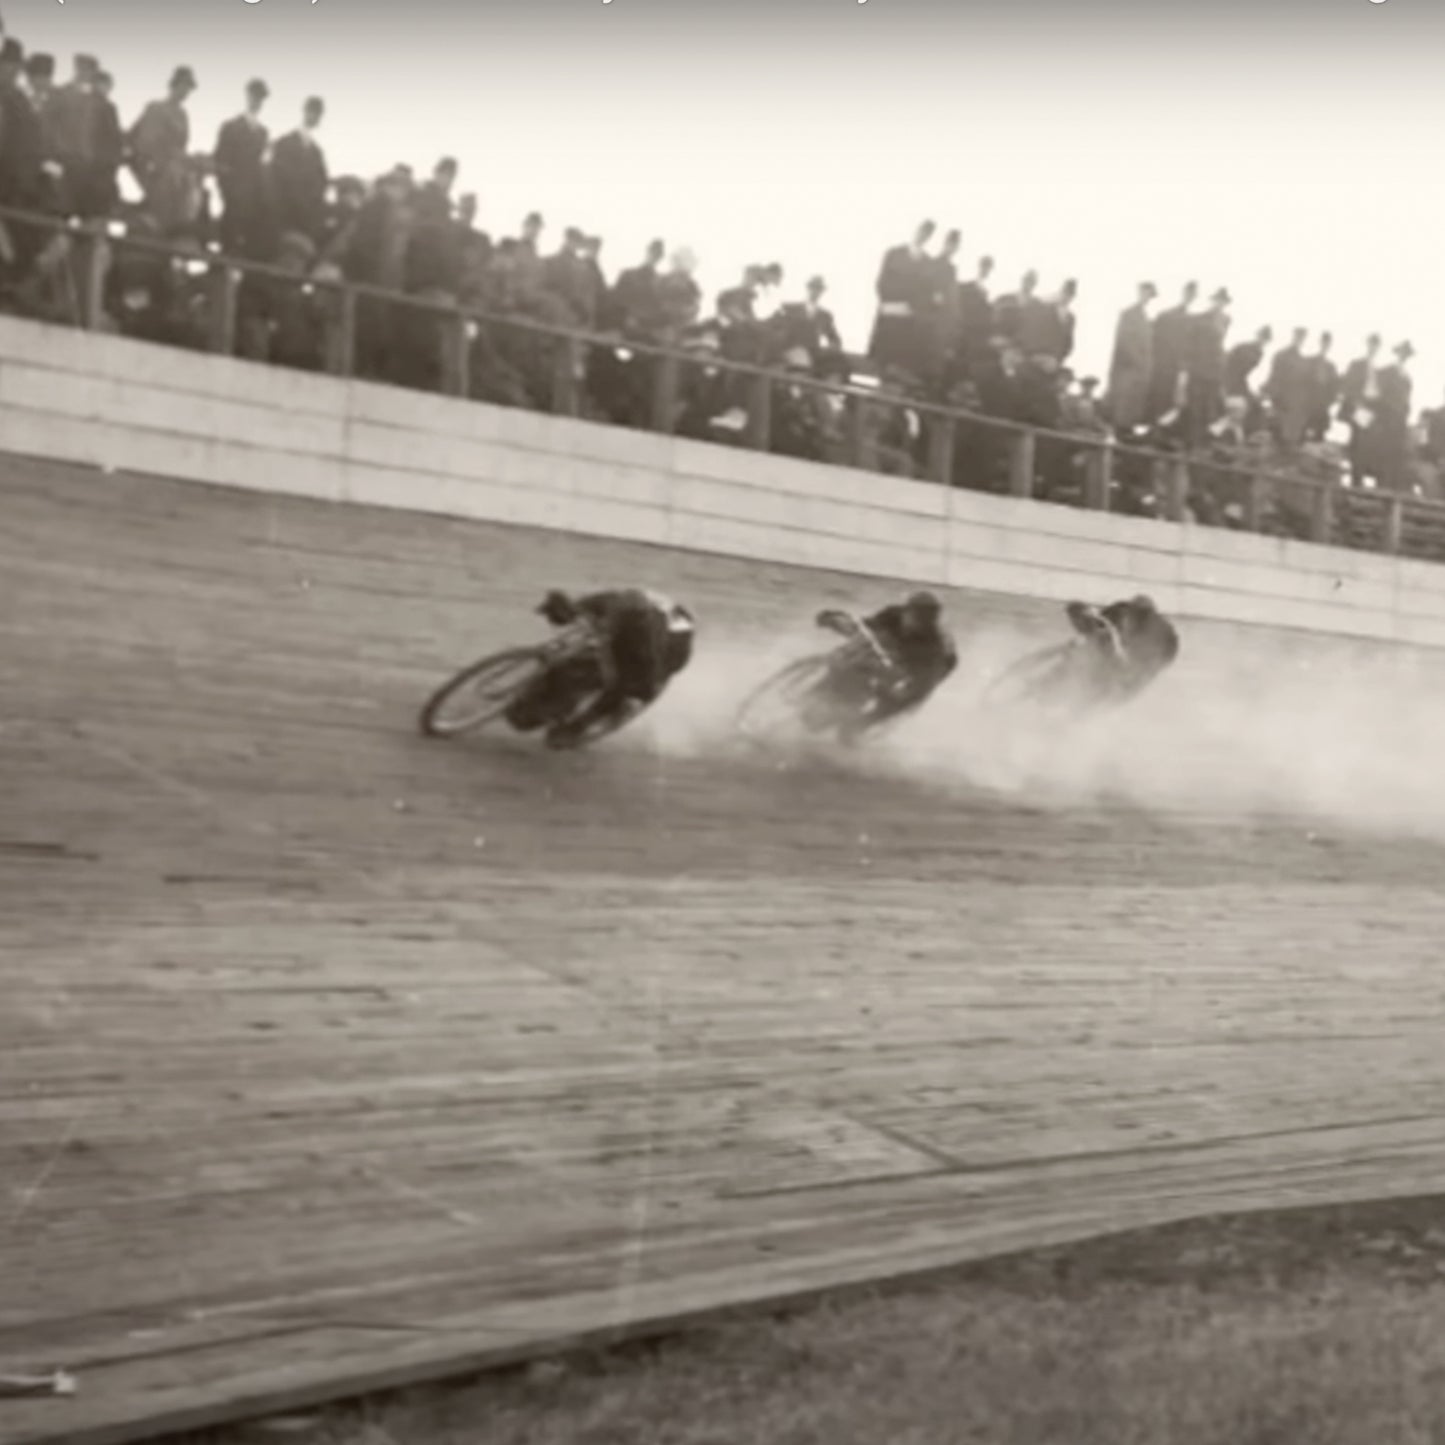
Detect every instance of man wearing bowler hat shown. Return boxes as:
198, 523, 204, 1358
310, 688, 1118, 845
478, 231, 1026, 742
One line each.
215, 77, 274, 260
129, 66, 197, 233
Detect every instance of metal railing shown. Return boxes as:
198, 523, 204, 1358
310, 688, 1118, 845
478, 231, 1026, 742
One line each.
5, 203, 1445, 566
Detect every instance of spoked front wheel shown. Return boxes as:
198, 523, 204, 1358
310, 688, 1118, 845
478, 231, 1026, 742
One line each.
979, 641, 1078, 711
735, 652, 846, 743
418, 647, 546, 739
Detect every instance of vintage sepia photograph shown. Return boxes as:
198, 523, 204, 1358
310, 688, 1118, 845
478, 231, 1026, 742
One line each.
4, 0, 1445, 1442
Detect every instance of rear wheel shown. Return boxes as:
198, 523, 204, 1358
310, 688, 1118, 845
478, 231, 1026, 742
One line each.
418, 647, 546, 739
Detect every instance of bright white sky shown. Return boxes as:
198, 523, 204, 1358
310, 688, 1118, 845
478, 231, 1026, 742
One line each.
8, 0, 1444, 404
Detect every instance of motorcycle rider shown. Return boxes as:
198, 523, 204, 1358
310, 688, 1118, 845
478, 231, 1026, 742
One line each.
507, 586, 696, 748
1065, 593, 1179, 700
815, 588, 958, 737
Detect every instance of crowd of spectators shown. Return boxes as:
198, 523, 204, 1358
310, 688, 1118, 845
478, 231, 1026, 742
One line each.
0, 28, 1441, 542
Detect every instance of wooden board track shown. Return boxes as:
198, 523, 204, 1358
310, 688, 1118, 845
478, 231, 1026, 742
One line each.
4, 455, 1445, 1445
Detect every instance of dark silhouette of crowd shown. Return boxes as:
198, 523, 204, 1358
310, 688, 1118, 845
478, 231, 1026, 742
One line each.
0, 28, 1441, 543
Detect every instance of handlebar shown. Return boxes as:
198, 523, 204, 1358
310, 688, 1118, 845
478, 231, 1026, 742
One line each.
823, 612, 897, 673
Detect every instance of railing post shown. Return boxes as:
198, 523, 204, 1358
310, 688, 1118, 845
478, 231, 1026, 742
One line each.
926, 413, 954, 487
1311, 480, 1335, 545
651, 352, 678, 435
327, 288, 356, 377
1383, 493, 1404, 555
746, 371, 772, 451
1084, 440, 1112, 511
206, 264, 238, 356
1165, 458, 1190, 522
1008, 429, 1035, 498
439, 314, 470, 398
77, 226, 110, 331
551, 335, 581, 416
1245, 469, 1267, 533
845, 393, 867, 469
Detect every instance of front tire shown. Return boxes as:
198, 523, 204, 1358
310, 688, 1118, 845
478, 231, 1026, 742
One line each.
418, 647, 547, 739
735, 652, 852, 743
979, 641, 1077, 711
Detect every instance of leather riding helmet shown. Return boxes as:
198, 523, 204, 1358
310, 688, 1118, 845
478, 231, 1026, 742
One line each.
537, 589, 577, 624
905, 589, 942, 617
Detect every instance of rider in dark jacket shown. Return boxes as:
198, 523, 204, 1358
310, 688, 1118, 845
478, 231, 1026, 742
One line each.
816, 588, 958, 735
508, 586, 696, 747
1066, 593, 1179, 699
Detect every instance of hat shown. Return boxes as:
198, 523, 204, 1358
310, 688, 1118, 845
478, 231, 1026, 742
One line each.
171, 65, 197, 89
0, 38, 23, 64
74, 53, 99, 72
246, 77, 269, 98
25, 52, 54, 78
1396, 340, 1415, 359
1211, 286, 1232, 304
806, 274, 826, 291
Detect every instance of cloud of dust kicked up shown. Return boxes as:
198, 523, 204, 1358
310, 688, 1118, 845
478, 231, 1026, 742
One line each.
636, 615, 1445, 842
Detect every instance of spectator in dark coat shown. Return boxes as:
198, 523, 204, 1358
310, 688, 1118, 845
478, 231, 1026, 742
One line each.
91, 69, 122, 216
215, 78, 273, 259
1224, 324, 1271, 432
656, 247, 701, 339
318, 173, 366, 267
1368, 341, 1414, 492
581, 235, 607, 323
1183, 287, 1231, 443
1149, 280, 1197, 419
1225, 325, 1271, 399
22, 52, 62, 212
543, 225, 601, 327
1107, 281, 1156, 429
504, 210, 545, 299
269, 96, 328, 246
773, 275, 843, 374
607, 238, 665, 335
868, 219, 936, 383
129, 66, 197, 236
405, 156, 463, 296
995, 268, 1042, 348
1036, 278, 1077, 362
452, 192, 493, 303
1305, 331, 1340, 442
951, 254, 995, 385
1337, 333, 1382, 483
45, 53, 104, 217
0, 37, 45, 214
1420, 390, 1445, 474
1265, 327, 1312, 446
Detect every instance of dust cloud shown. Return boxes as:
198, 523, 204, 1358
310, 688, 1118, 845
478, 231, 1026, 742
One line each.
636, 616, 1445, 842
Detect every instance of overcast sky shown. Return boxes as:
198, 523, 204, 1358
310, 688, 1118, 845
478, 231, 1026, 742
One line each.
8, 0, 1441, 399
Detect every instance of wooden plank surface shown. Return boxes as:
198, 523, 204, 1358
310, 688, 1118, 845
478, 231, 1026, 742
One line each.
4, 456, 1445, 1445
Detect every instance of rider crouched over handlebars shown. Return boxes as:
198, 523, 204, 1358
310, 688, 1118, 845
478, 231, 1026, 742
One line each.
1065, 593, 1179, 701
507, 587, 696, 749
815, 589, 958, 739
